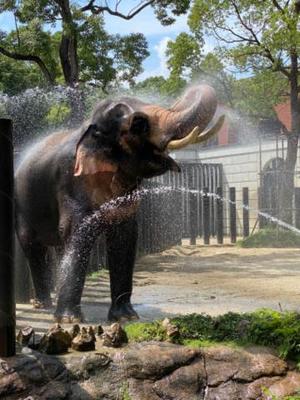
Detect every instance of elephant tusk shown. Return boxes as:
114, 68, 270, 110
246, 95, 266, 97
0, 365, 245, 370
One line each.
194, 115, 225, 144
166, 126, 201, 150
167, 115, 225, 151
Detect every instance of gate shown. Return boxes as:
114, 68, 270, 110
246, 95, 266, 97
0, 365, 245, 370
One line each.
151, 163, 223, 239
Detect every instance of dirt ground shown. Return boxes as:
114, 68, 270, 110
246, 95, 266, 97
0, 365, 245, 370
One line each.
16, 244, 300, 332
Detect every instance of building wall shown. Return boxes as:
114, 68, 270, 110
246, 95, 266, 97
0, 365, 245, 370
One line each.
170, 139, 300, 235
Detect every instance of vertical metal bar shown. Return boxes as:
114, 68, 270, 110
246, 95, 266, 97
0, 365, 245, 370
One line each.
243, 187, 250, 238
216, 187, 223, 244
229, 187, 237, 243
189, 166, 197, 245
203, 187, 210, 245
295, 188, 300, 229
0, 119, 15, 357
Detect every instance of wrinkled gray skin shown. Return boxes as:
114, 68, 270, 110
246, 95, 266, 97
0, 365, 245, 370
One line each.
15, 84, 218, 323
15, 99, 180, 322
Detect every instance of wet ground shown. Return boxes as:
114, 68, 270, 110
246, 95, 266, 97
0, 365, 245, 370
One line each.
16, 244, 300, 332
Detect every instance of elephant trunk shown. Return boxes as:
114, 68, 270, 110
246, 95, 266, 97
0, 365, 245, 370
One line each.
143, 84, 223, 150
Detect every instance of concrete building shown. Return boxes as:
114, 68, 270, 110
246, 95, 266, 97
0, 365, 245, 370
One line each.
170, 102, 300, 235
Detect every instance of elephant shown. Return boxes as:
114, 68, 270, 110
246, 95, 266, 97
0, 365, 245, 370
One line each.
15, 84, 224, 323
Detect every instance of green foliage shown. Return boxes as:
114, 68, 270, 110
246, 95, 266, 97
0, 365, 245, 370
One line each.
233, 71, 288, 119
78, 15, 149, 90
125, 321, 168, 342
0, 56, 42, 95
166, 32, 202, 77
237, 228, 300, 248
247, 309, 300, 358
126, 309, 300, 360
45, 102, 71, 127
0, 0, 189, 91
119, 382, 132, 400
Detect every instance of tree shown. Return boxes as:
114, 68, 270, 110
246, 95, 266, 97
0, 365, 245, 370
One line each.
164, 33, 237, 104
0, 0, 191, 88
188, 0, 300, 223
0, 56, 43, 95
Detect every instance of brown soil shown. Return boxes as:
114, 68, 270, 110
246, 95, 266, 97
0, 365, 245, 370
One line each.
16, 245, 300, 331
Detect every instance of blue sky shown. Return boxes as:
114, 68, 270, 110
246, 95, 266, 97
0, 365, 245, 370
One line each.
0, 2, 214, 81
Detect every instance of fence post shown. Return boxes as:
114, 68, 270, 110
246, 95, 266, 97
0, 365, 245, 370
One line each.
203, 187, 210, 245
295, 188, 300, 229
229, 187, 237, 243
216, 187, 223, 244
189, 168, 198, 245
242, 187, 249, 238
0, 119, 15, 357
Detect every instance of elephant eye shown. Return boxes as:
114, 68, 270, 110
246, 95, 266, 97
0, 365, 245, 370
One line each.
90, 125, 102, 138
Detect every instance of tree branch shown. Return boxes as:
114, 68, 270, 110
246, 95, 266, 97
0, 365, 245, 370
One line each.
0, 46, 54, 84
81, 0, 155, 20
271, 0, 285, 12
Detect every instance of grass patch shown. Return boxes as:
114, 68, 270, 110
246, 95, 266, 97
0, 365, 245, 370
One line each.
237, 228, 300, 248
124, 321, 167, 342
87, 269, 108, 279
125, 309, 300, 360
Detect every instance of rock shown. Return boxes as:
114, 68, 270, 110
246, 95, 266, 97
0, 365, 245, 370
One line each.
203, 346, 287, 386
69, 324, 80, 339
71, 327, 96, 352
267, 371, 300, 398
102, 323, 128, 348
162, 318, 180, 341
39, 324, 72, 355
236, 319, 251, 338
0, 370, 26, 397
206, 381, 246, 400
129, 379, 160, 400
17, 326, 34, 346
117, 342, 199, 380
245, 376, 281, 399
94, 325, 104, 336
13, 355, 45, 384
153, 359, 206, 400
28, 333, 43, 350
38, 381, 70, 400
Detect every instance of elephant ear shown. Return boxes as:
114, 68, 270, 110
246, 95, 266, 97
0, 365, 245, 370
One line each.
74, 124, 117, 177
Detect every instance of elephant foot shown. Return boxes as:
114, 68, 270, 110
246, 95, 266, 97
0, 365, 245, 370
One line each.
54, 306, 85, 324
30, 298, 53, 310
108, 303, 139, 322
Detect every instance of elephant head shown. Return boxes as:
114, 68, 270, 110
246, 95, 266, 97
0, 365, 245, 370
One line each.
74, 84, 224, 181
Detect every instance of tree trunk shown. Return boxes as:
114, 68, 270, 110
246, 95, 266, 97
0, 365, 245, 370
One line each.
56, 0, 83, 126
59, 31, 79, 87
57, 0, 79, 87
280, 50, 300, 224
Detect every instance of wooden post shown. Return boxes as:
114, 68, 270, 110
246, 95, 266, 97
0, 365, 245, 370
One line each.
216, 187, 223, 244
203, 187, 210, 245
229, 187, 237, 243
243, 187, 250, 238
0, 119, 15, 357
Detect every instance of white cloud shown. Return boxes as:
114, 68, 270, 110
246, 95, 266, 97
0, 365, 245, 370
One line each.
136, 36, 172, 82
154, 36, 172, 78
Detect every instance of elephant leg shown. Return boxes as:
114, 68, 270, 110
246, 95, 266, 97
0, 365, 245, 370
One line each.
23, 242, 53, 309
106, 216, 139, 322
54, 225, 97, 323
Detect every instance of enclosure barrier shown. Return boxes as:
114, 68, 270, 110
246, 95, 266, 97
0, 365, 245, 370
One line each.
229, 187, 237, 243
0, 119, 15, 357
